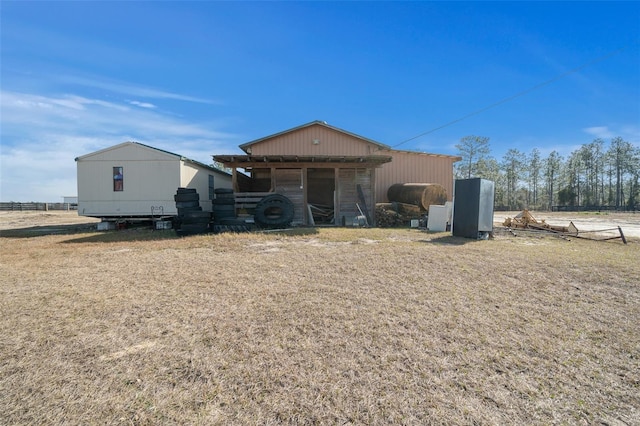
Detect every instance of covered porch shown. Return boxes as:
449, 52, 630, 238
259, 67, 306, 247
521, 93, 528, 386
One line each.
213, 155, 392, 226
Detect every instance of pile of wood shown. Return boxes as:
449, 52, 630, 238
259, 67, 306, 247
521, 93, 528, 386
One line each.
502, 210, 627, 244
309, 204, 334, 224
503, 210, 577, 234
375, 202, 422, 227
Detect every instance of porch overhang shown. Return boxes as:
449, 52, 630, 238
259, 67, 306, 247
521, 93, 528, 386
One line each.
213, 154, 392, 169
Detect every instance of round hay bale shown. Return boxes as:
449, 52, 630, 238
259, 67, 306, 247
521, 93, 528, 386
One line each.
387, 183, 447, 210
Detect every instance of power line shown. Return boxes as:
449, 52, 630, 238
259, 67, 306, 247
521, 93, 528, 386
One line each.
392, 42, 639, 149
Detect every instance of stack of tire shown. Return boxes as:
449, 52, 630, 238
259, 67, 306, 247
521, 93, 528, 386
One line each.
174, 188, 211, 236
254, 194, 295, 229
211, 188, 249, 233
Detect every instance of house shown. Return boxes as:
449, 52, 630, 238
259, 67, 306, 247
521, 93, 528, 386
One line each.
214, 121, 460, 226
75, 142, 231, 218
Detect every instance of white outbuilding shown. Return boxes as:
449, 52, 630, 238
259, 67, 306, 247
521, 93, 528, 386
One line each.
75, 142, 232, 218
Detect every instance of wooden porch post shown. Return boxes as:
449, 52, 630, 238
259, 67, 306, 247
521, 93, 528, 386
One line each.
270, 167, 276, 192
370, 167, 377, 226
231, 167, 239, 192
334, 167, 340, 226
302, 167, 308, 225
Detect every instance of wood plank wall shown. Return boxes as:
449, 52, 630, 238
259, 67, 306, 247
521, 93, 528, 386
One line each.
274, 169, 305, 225
337, 168, 373, 224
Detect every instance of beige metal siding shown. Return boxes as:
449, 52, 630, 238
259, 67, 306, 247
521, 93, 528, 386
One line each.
375, 150, 457, 203
247, 124, 380, 156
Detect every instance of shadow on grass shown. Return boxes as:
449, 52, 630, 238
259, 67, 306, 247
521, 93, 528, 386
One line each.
0, 223, 98, 239
256, 227, 319, 236
417, 234, 479, 245
60, 229, 180, 244
60, 226, 319, 244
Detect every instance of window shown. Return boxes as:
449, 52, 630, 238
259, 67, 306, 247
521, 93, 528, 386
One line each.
113, 167, 123, 191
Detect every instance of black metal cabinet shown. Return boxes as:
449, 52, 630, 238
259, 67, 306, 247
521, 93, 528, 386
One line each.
452, 178, 495, 239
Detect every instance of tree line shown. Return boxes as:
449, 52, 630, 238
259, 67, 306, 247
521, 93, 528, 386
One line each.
454, 135, 640, 211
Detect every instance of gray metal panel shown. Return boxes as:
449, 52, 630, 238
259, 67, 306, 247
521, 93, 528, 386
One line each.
478, 179, 495, 232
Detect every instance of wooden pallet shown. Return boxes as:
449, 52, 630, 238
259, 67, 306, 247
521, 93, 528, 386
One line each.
234, 192, 272, 213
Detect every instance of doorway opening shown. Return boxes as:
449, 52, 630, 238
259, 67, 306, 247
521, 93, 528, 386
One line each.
307, 168, 335, 224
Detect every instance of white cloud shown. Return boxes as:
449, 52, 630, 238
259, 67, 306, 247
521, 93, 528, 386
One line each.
57, 75, 221, 105
129, 100, 156, 109
0, 90, 242, 201
583, 125, 640, 145
583, 126, 615, 139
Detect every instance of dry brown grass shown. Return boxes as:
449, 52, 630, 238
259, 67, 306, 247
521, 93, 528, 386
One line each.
1, 216, 639, 425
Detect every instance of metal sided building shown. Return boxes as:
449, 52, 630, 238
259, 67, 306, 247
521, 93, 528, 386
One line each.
214, 121, 459, 226
75, 142, 232, 218
376, 148, 461, 204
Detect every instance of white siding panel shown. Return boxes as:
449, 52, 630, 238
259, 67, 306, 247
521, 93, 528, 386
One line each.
77, 158, 181, 216
76, 142, 231, 217
180, 163, 232, 211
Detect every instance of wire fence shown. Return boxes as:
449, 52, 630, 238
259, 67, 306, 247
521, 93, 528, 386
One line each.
0, 202, 77, 211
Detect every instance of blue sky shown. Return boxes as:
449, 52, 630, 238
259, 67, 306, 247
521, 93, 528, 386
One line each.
1, 1, 639, 202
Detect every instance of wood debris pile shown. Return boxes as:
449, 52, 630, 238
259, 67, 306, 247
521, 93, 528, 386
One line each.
309, 204, 334, 224
502, 210, 578, 234
502, 210, 627, 244
375, 202, 423, 227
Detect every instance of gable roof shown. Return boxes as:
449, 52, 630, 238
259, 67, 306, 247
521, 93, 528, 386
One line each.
75, 141, 231, 176
239, 120, 391, 153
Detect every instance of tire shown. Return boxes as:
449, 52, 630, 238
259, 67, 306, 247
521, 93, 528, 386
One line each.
212, 198, 235, 205
214, 188, 234, 195
174, 193, 200, 202
177, 206, 202, 216
212, 202, 236, 222
176, 201, 200, 209
254, 194, 294, 228
215, 188, 234, 199
218, 217, 247, 225
212, 224, 250, 233
211, 224, 227, 234
181, 211, 211, 220
176, 187, 197, 194
178, 223, 210, 234
180, 218, 210, 226
212, 204, 235, 213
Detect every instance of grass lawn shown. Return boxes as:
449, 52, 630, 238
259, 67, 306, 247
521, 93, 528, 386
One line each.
1, 224, 638, 425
